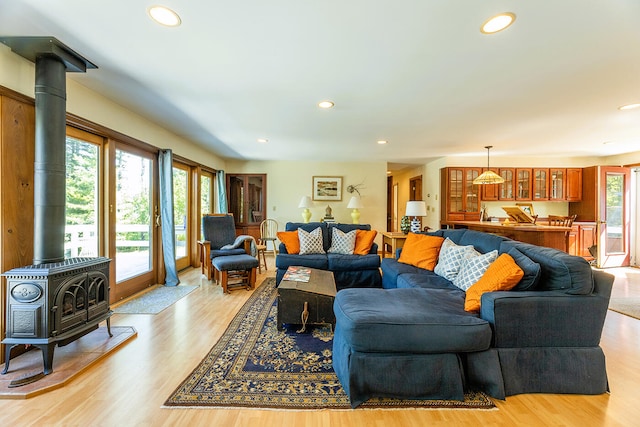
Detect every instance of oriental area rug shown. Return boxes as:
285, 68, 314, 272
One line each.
163, 278, 495, 410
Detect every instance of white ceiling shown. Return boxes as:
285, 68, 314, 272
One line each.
1, 1, 640, 168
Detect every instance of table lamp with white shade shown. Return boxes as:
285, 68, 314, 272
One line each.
347, 196, 363, 224
298, 196, 313, 223
405, 201, 427, 233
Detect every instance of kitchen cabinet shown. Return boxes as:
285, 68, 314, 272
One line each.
533, 168, 549, 201
499, 168, 515, 200
515, 168, 532, 200
440, 167, 482, 223
549, 168, 566, 201
475, 167, 582, 202
566, 168, 582, 202
568, 222, 596, 262
481, 168, 500, 201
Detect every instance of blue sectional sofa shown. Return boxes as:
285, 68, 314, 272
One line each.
332, 228, 614, 407
275, 222, 382, 290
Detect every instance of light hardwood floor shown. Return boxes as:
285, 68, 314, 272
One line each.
0, 259, 639, 426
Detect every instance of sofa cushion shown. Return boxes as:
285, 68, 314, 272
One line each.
354, 229, 377, 255
457, 230, 507, 254
397, 273, 459, 291
398, 233, 445, 271
298, 227, 326, 255
501, 245, 541, 291
333, 288, 492, 353
464, 253, 524, 312
277, 230, 300, 254
503, 241, 594, 294
327, 253, 380, 271
453, 250, 498, 291
286, 222, 330, 251
434, 238, 477, 281
381, 257, 429, 289
275, 252, 329, 271
328, 228, 356, 254
427, 228, 467, 243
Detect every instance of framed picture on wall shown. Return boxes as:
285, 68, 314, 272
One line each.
312, 176, 343, 201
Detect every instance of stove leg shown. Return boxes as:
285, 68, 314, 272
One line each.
106, 317, 113, 337
36, 344, 55, 375
1, 344, 17, 374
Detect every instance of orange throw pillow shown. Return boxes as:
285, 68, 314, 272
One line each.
277, 231, 300, 254
397, 233, 444, 271
464, 253, 524, 312
354, 230, 378, 255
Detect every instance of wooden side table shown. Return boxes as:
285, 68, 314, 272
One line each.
381, 231, 408, 258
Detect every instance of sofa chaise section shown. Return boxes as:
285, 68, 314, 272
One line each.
334, 228, 614, 406
333, 286, 492, 407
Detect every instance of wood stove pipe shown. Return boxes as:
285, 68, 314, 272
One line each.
0, 37, 97, 264
33, 54, 67, 264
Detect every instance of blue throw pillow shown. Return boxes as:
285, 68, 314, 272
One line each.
504, 246, 541, 291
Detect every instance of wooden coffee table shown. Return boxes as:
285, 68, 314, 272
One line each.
276, 267, 337, 331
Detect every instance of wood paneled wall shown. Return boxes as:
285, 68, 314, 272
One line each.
0, 93, 36, 362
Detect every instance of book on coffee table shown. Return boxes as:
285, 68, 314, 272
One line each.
283, 266, 311, 282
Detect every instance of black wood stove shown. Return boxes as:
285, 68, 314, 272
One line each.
0, 37, 111, 378
2, 257, 112, 375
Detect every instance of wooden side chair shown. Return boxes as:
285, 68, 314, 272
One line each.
548, 214, 577, 228
547, 214, 577, 253
259, 219, 279, 262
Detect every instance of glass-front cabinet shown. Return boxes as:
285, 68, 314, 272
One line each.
516, 168, 531, 200
533, 168, 549, 201
499, 168, 515, 200
440, 167, 481, 224
550, 168, 565, 200
226, 173, 266, 240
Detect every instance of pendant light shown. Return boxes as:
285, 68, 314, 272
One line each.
473, 146, 505, 185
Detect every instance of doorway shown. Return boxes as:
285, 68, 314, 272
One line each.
598, 166, 631, 268
409, 175, 423, 229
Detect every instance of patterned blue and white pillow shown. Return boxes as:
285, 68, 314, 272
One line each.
453, 250, 498, 291
328, 228, 356, 254
298, 227, 326, 255
434, 238, 477, 281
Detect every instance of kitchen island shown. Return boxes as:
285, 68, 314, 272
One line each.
443, 220, 571, 252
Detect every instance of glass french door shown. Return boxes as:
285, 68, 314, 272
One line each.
65, 127, 102, 259
173, 163, 191, 271
598, 166, 631, 268
113, 145, 156, 300
200, 170, 214, 240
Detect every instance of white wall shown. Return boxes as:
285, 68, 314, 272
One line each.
226, 159, 388, 245
0, 45, 225, 170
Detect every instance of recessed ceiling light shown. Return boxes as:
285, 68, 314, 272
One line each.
318, 100, 335, 109
619, 103, 640, 111
148, 6, 182, 27
377, 140, 388, 145
481, 12, 516, 34
257, 138, 269, 143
